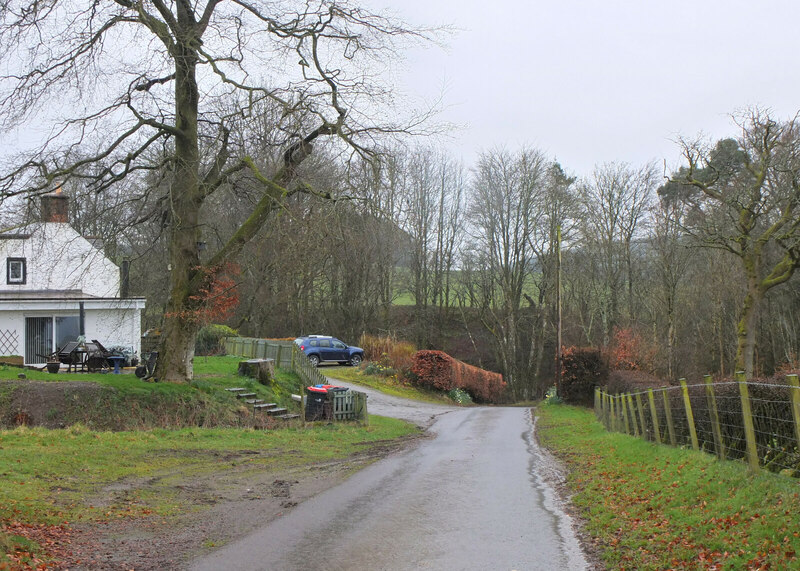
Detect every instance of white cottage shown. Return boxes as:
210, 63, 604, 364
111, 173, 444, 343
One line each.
0, 190, 145, 364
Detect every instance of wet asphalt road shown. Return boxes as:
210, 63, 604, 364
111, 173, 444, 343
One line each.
190, 385, 588, 571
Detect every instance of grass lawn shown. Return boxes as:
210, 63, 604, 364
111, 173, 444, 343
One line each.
0, 356, 421, 568
536, 403, 800, 570
0, 356, 308, 430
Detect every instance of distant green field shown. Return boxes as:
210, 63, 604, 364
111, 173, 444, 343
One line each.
388, 268, 543, 307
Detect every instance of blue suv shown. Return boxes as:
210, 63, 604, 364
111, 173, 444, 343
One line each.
294, 335, 364, 367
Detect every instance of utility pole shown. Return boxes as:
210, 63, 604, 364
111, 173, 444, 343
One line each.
555, 225, 563, 398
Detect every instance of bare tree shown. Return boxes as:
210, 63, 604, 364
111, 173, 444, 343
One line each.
649, 199, 691, 378
673, 109, 800, 379
0, 0, 434, 380
465, 147, 548, 399
578, 162, 656, 345
527, 163, 579, 382
391, 147, 465, 346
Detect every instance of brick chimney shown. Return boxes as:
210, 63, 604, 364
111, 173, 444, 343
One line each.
41, 187, 69, 223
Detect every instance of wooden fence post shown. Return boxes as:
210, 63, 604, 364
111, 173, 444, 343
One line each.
594, 387, 600, 417
620, 394, 631, 434
680, 379, 699, 451
647, 389, 661, 444
736, 371, 760, 471
662, 389, 676, 446
633, 394, 644, 437
596, 389, 602, 421
626, 394, 638, 436
600, 392, 608, 428
704, 374, 725, 460
610, 395, 617, 432
635, 393, 648, 440
788, 374, 800, 455
276, 344, 283, 367
355, 391, 370, 426
627, 394, 639, 436
599, 389, 606, 425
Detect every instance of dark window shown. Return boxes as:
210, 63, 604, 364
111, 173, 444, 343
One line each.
318, 339, 331, 348
55, 316, 80, 349
332, 340, 346, 349
7, 258, 26, 284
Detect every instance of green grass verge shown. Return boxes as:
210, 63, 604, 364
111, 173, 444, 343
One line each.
0, 415, 418, 567
0, 357, 305, 430
323, 365, 455, 405
536, 403, 800, 570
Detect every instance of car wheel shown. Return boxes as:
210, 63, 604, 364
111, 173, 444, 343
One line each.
349, 354, 362, 367
308, 354, 320, 367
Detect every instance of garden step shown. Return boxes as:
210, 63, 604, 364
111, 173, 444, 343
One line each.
225, 387, 247, 392
253, 403, 277, 411
266, 407, 288, 416
278, 414, 300, 420
245, 399, 264, 405
236, 392, 257, 399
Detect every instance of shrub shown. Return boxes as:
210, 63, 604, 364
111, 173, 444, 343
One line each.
195, 324, 238, 356
543, 385, 563, 405
608, 326, 657, 371
560, 346, 608, 406
409, 350, 506, 403
606, 370, 666, 394
363, 361, 396, 377
358, 334, 416, 372
448, 388, 473, 405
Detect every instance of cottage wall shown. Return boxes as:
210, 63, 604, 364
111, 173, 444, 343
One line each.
0, 309, 23, 357
0, 223, 119, 296
1, 212, 145, 364
0, 300, 145, 361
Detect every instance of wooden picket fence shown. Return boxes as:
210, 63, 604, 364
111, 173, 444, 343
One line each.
223, 337, 368, 424
595, 373, 800, 475
223, 337, 294, 367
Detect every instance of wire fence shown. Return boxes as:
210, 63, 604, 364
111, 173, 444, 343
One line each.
595, 373, 800, 476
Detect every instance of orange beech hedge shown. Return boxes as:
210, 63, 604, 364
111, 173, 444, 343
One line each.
409, 350, 506, 403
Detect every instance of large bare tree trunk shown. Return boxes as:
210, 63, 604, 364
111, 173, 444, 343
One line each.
735, 281, 761, 380
159, 24, 202, 382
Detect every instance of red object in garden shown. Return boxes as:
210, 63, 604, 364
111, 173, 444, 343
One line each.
306, 384, 338, 393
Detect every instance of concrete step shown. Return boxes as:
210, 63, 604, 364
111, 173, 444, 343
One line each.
278, 413, 300, 420
266, 408, 288, 416
244, 399, 264, 405
225, 387, 247, 392
253, 403, 277, 411
236, 392, 257, 399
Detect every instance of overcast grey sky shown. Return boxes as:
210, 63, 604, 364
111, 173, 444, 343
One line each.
3, 1, 797, 184
367, 0, 800, 178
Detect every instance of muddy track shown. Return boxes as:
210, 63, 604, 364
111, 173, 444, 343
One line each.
58, 435, 425, 570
